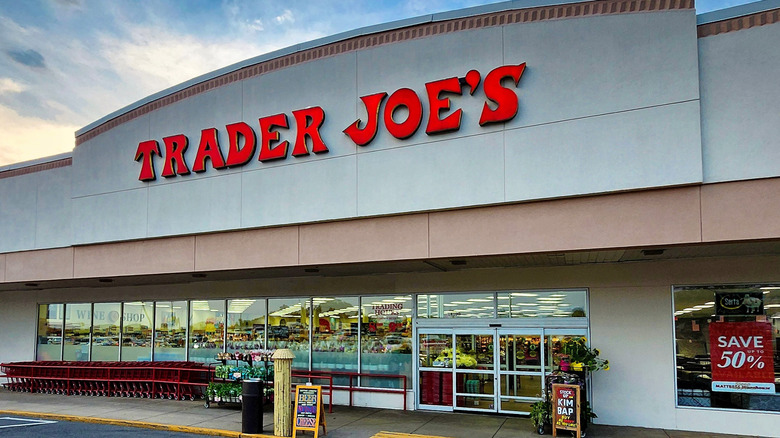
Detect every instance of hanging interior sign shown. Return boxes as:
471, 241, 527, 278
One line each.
709, 321, 774, 394
715, 292, 764, 316
552, 383, 581, 438
293, 384, 326, 438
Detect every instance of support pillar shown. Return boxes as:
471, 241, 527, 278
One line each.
272, 348, 295, 437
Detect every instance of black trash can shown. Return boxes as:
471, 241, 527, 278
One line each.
242, 379, 263, 434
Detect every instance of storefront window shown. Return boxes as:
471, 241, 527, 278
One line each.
361, 295, 413, 388
189, 300, 225, 363
312, 297, 359, 385
674, 284, 779, 412
36, 304, 63, 361
154, 301, 187, 361
91, 303, 120, 361
227, 299, 266, 353
417, 292, 496, 319
497, 290, 587, 318
121, 301, 153, 361
63, 303, 91, 361
268, 298, 310, 370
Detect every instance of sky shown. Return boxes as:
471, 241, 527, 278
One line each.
0, 0, 760, 166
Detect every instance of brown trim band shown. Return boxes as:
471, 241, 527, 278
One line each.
0, 158, 72, 180
698, 9, 780, 38
75, 0, 693, 146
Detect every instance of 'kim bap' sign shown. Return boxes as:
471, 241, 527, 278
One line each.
134, 63, 526, 181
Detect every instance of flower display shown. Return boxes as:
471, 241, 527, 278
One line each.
561, 337, 609, 372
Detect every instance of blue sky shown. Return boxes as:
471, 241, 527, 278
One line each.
0, 0, 759, 165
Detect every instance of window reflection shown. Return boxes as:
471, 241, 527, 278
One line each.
189, 300, 225, 364
91, 303, 120, 361
121, 302, 153, 361
417, 293, 495, 319
268, 298, 310, 370
361, 295, 413, 388
312, 297, 359, 384
227, 299, 266, 352
153, 301, 186, 361
36, 304, 63, 361
63, 303, 91, 361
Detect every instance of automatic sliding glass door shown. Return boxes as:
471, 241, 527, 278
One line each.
497, 330, 544, 414
454, 331, 496, 412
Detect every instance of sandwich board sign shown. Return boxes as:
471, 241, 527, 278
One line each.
552, 383, 581, 438
293, 384, 326, 437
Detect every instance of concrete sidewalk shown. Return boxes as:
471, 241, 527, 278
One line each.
0, 390, 765, 438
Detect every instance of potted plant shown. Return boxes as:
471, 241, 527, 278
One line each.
530, 399, 552, 434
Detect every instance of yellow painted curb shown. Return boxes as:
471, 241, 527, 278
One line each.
0, 409, 276, 438
372, 432, 453, 438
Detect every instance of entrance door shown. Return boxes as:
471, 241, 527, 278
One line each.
496, 330, 544, 414
453, 331, 496, 412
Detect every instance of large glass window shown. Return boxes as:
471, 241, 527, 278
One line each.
417, 292, 495, 319
268, 298, 310, 370
36, 304, 63, 361
497, 290, 587, 318
674, 284, 779, 412
312, 297, 359, 384
154, 301, 187, 361
361, 295, 413, 388
227, 299, 266, 353
121, 302, 153, 361
63, 303, 92, 361
189, 300, 225, 363
91, 303, 120, 361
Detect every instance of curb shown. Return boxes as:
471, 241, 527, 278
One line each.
0, 409, 275, 437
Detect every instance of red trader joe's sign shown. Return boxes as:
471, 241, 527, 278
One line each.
709, 322, 774, 394
134, 63, 526, 181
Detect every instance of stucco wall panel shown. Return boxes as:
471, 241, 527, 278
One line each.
71, 188, 148, 244
0, 294, 36, 363
194, 227, 299, 271
503, 11, 700, 127
357, 132, 505, 216
428, 187, 702, 257
701, 177, 780, 242
0, 172, 38, 253
504, 101, 703, 201
5, 247, 74, 282
699, 23, 780, 183
0, 253, 5, 282
73, 236, 195, 278
147, 173, 242, 237
299, 214, 429, 265
71, 114, 150, 198
241, 156, 358, 228
34, 167, 72, 249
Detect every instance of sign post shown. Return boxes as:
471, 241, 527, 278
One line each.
709, 322, 774, 394
552, 383, 581, 438
293, 384, 327, 438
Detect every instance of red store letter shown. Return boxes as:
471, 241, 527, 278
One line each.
384, 88, 422, 139
343, 92, 387, 146
479, 63, 526, 126
258, 113, 290, 162
291, 106, 328, 156
134, 140, 161, 182
225, 122, 257, 167
425, 77, 463, 135
192, 128, 226, 172
161, 134, 190, 178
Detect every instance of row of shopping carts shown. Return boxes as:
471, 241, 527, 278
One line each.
0, 361, 209, 400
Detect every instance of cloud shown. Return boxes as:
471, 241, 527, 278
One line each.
275, 10, 295, 25
7, 49, 46, 68
0, 104, 77, 166
0, 78, 25, 94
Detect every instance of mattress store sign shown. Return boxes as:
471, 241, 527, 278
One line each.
134, 63, 526, 181
709, 322, 775, 394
